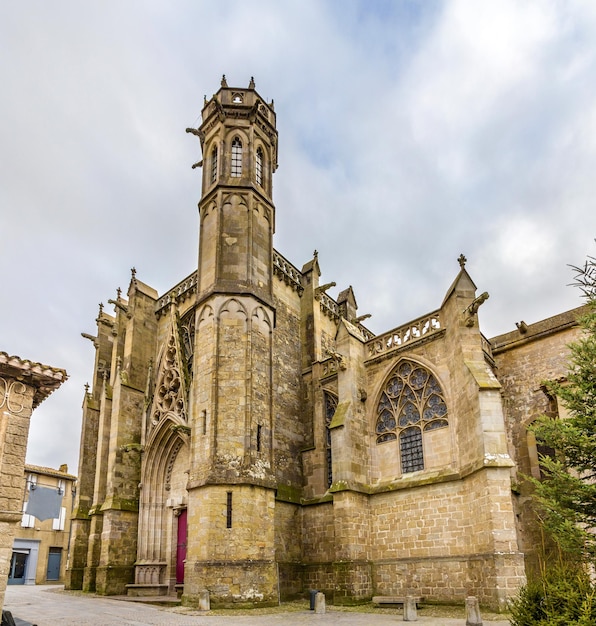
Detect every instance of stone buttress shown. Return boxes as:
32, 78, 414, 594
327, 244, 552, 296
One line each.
68, 277, 158, 595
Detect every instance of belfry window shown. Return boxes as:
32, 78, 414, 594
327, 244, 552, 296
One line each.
375, 359, 448, 474
210, 146, 218, 184
231, 137, 242, 177
324, 391, 338, 489
256, 147, 263, 186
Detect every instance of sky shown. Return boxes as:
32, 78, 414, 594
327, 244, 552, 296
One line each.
2, 0, 596, 473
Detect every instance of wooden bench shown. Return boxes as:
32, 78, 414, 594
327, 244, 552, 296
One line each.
372, 596, 423, 606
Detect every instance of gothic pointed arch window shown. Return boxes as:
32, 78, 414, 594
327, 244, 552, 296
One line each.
180, 311, 195, 380
375, 359, 448, 474
210, 145, 218, 184
255, 147, 264, 186
324, 391, 337, 489
231, 137, 242, 177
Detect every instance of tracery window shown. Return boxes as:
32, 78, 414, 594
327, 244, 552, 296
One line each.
210, 146, 218, 184
375, 360, 448, 473
180, 312, 195, 380
324, 391, 337, 489
256, 147, 263, 186
231, 137, 242, 177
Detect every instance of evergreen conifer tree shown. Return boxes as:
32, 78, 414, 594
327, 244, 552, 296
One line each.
510, 251, 596, 626
530, 251, 596, 563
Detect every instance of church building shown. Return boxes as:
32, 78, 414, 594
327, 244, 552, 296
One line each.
65, 77, 584, 610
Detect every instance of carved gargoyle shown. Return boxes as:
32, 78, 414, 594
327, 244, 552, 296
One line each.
121, 443, 144, 454
325, 348, 347, 371
315, 281, 337, 299
464, 292, 489, 327
185, 126, 206, 169
81, 332, 99, 348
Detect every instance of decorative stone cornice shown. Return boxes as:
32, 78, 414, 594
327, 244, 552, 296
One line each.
0, 352, 68, 409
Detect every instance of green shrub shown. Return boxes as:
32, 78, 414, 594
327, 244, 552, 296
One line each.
510, 565, 596, 626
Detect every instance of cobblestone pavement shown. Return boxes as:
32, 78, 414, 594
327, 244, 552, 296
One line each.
4, 585, 511, 626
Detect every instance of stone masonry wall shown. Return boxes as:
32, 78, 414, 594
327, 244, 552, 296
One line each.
0, 379, 35, 611
274, 500, 302, 599
492, 308, 585, 568
184, 484, 277, 607
0, 356, 66, 612
369, 469, 524, 608
272, 286, 303, 490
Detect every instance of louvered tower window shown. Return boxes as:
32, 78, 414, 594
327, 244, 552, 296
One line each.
210, 146, 218, 184
256, 147, 263, 186
231, 137, 242, 177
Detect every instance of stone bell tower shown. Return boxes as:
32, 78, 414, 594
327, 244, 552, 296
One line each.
183, 76, 279, 608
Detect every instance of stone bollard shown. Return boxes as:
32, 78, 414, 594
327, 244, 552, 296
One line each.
314, 591, 326, 614
198, 590, 210, 611
465, 596, 482, 626
403, 595, 418, 621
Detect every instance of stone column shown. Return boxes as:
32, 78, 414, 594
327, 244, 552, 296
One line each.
0, 352, 67, 611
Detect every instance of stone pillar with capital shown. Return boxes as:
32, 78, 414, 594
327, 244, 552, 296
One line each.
0, 352, 67, 611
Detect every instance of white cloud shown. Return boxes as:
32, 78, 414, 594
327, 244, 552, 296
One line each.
488, 215, 556, 275
1, 0, 596, 471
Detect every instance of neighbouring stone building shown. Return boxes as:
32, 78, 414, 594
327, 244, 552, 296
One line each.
9, 464, 76, 586
0, 353, 67, 612
65, 77, 585, 610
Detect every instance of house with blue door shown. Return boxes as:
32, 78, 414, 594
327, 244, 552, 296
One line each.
9, 464, 76, 586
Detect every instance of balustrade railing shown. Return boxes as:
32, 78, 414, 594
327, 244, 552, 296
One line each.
273, 249, 303, 294
156, 271, 198, 313
319, 292, 341, 320
366, 310, 442, 358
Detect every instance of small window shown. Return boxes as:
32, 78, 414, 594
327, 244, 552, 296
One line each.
226, 491, 233, 528
21, 501, 35, 528
52, 507, 66, 531
210, 146, 218, 184
21, 474, 37, 527
231, 137, 242, 177
256, 147, 263, 186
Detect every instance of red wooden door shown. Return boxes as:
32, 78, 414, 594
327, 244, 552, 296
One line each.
176, 509, 187, 584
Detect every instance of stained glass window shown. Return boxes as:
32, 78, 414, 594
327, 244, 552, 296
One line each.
400, 427, 424, 472
375, 359, 448, 473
